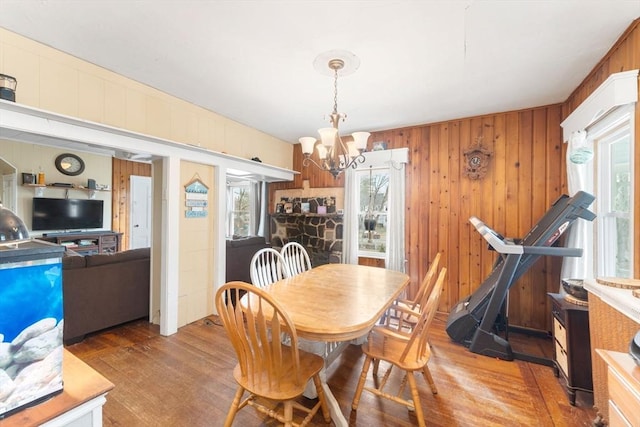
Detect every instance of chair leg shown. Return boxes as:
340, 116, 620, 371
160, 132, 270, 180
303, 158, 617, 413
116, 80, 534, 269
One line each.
224, 386, 245, 427
283, 400, 293, 427
406, 373, 426, 427
422, 365, 438, 395
352, 355, 373, 410
312, 373, 331, 423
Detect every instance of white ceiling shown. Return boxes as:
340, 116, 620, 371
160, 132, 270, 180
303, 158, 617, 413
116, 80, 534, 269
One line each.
0, 1, 638, 145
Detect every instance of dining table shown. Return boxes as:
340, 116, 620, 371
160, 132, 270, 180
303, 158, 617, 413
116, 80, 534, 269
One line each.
258, 263, 410, 427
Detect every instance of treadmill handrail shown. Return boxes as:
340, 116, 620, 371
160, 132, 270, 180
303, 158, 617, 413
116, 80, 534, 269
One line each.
470, 216, 585, 258
469, 216, 523, 255
522, 246, 583, 257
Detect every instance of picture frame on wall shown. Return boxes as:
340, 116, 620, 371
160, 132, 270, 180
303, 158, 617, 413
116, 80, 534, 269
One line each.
284, 202, 293, 214
21, 173, 36, 185
372, 141, 387, 151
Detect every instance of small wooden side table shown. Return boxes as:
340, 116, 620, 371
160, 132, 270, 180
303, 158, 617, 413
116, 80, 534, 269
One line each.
548, 293, 593, 405
0, 350, 114, 427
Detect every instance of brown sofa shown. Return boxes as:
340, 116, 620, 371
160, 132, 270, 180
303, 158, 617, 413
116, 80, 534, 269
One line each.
62, 247, 150, 344
225, 236, 270, 283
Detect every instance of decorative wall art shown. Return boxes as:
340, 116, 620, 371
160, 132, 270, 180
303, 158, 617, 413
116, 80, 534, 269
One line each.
184, 175, 209, 218
284, 202, 293, 214
276, 196, 337, 214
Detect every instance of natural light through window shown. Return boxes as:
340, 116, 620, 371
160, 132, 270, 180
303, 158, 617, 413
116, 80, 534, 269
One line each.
227, 182, 252, 238
596, 124, 633, 278
357, 167, 389, 257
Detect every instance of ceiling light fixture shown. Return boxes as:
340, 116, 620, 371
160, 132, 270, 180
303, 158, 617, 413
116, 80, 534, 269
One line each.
299, 50, 370, 179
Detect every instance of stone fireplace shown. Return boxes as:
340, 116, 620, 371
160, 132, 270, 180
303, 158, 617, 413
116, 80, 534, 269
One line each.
270, 196, 343, 265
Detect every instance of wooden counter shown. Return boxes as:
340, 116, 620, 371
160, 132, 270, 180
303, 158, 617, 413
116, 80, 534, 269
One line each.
0, 350, 114, 427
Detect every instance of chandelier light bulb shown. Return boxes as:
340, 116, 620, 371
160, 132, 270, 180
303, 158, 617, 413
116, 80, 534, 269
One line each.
318, 127, 337, 148
299, 137, 317, 155
316, 144, 328, 160
347, 141, 360, 158
351, 132, 370, 151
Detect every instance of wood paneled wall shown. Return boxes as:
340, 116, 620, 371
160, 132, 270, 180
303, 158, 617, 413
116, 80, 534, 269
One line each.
271, 18, 640, 331
272, 105, 566, 331
111, 158, 152, 250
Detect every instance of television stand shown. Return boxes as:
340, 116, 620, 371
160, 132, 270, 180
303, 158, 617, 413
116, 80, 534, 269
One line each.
39, 231, 122, 255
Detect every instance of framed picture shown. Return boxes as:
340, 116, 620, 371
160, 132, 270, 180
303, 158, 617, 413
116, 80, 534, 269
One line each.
275, 203, 284, 213
21, 173, 36, 184
317, 206, 327, 215
284, 202, 293, 214
301, 202, 310, 213
372, 141, 387, 151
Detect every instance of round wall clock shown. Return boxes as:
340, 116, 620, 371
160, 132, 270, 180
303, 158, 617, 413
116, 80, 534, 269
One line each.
55, 153, 85, 176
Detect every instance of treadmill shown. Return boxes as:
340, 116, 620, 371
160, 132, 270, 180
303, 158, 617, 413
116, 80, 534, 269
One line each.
446, 191, 596, 363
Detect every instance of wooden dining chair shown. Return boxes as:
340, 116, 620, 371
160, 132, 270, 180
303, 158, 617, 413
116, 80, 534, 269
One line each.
215, 281, 331, 427
351, 268, 447, 427
250, 247, 290, 288
383, 252, 441, 331
281, 242, 312, 276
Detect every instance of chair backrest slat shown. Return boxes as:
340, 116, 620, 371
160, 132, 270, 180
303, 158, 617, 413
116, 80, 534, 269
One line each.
250, 248, 290, 288
281, 242, 312, 276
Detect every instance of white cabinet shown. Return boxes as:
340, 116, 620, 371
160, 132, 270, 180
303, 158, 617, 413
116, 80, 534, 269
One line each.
597, 350, 640, 427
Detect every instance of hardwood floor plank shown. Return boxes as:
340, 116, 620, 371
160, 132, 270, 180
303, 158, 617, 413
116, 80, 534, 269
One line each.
66, 313, 597, 426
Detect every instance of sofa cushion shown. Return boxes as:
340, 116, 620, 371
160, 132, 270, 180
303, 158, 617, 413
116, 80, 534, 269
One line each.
226, 236, 268, 248
85, 247, 150, 267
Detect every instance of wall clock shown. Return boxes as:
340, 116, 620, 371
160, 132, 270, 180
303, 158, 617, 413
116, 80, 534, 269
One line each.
462, 136, 492, 180
55, 153, 85, 176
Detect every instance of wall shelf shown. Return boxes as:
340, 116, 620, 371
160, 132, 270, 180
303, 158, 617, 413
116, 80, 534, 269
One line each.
23, 183, 110, 199
270, 213, 342, 218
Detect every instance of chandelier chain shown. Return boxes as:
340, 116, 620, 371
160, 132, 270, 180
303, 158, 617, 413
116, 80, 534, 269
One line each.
333, 68, 339, 115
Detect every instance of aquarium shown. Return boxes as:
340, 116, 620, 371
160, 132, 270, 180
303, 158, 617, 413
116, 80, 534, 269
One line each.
0, 241, 64, 419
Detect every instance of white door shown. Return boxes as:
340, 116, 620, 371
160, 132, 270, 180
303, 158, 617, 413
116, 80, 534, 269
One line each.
2, 173, 17, 213
130, 175, 152, 249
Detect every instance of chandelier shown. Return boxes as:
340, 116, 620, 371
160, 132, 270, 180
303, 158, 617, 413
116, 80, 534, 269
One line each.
299, 51, 370, 179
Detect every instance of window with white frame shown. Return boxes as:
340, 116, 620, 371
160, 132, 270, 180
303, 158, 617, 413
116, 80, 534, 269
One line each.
227, 181, 252, 238
595, 119, 633, 278
560, 69, 637, 282
343, 148, 407, 269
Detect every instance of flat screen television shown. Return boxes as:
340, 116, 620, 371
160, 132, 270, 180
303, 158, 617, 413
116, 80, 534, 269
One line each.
32, 197, 104, 231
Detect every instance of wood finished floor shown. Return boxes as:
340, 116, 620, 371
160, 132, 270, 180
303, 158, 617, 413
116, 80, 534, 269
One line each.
66, 313, 597, 426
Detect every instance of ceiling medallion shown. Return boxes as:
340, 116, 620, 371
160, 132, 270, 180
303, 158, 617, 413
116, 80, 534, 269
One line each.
463, 136, 493, 180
